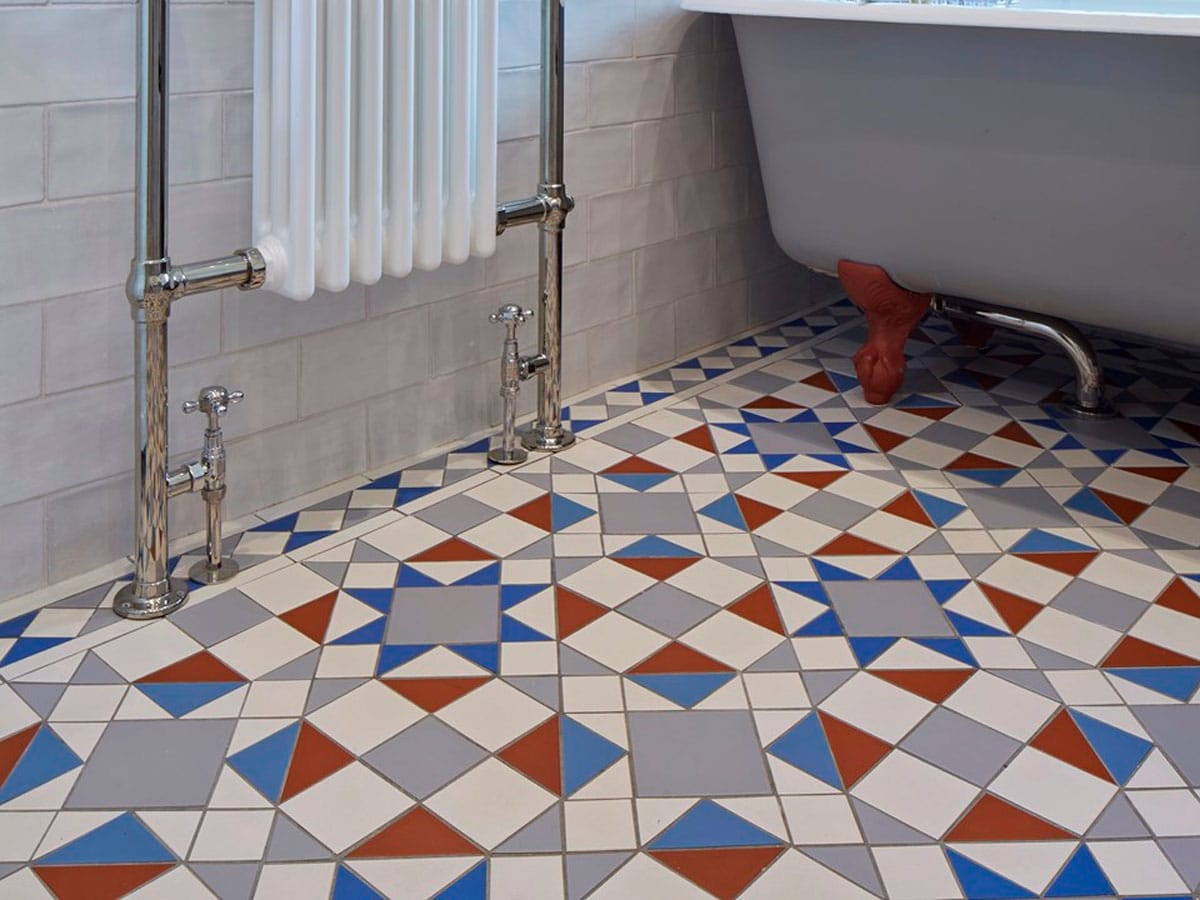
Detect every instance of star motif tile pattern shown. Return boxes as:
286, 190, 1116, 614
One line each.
0, 297, 1199, 897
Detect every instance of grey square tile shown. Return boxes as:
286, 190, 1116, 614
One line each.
363, 718, 488, 799
67, 720, 236, 808
618, 584, 717, 638
960, 488, 1075, 529
1133, 706, 1200, 785
900, 708, 1021, 786
598, 494, 698, 534
628, 710, 772, 796
416, 494, 502, 534
171, 590, 275, 646
828, 581, 953, 637
747, 423, 837, 455
1051, 580, 1147, 632
789, 492, 873, 530
601, 424, 668, 455
731, 371, 792, 394
385, 586, 499, 644
914, 422, 986, 451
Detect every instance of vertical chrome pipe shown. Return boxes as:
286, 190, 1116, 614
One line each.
520, 0, 575, 452
116, 0, 188, 619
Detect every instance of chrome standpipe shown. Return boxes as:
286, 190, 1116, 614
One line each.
182, 387, 244, 584
488, 306, 533, 466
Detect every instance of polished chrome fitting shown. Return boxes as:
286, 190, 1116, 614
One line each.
182, 385, 244, 584
538, 183, 574, 229
489, 305, 534, 466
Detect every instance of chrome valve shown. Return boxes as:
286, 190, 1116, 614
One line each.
489, 305, 534, 466
182, 385, 243, 584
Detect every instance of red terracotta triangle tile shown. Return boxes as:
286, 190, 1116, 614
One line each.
1103, 635, 1200, 668
650, 847, 784, 900
1119, 466, 1186, 483
509, 494, 552, 531
1156, 578, 1200, 619
728, 584, 785, 635
864, 424, 907, 453
945, 794, 1074, 842
745, 395, 803, 410
383, 676, 491, 713
969, 371, 1005, 391
1092, 489, 1148, 526
279, 590, 338, 644
735, 494, 783, 530
138, 650, 245, 684
630, 642, 733, 674
981, 584, 1042, 633
904, 405, 957, 421
34, 864, 174, 900
1170, 417, 1200, 443
777, 471, 846, 490
816, 534, 895, 556
818, 711, 892, 788
0, 723, 39, 787
409, 537, 496, 563
280, 722, 355, 801
802, 371, 838, 392
349, 807, 480, 857
676, 425, 717, 455
498, 716, 561, 795
1030, 710, 1114, 784
614, 557, 701, 581
872, 669, 972, 704
994, 421, 1041, 447
946, 452, 1012, 471
603, 456, 673, 475
556, 587, 608, 640
1014, 551, 1097, 577
882, 492, 934, 527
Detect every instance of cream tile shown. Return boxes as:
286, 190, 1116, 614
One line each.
281, 763, 413, 853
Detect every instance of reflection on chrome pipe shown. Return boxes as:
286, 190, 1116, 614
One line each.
932, 295, 1115, 418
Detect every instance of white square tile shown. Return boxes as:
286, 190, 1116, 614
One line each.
253, 863, 337, 900
1130, 605, 1200, 663
754, 513, 840, 554
315, 645, 379, 679
22, 609, 91, 639
281, 762, 413, 854
1044, 670, 1123, 706
563, 676, 625, 713
240, 564, 338, 615
239, 681, 310, 719
1080, 553, 1173, 600
560, 559, 656, 608
307, 680, 424, 755
1088, 840, 1188, 895
49, 685, 126, 722
979, 557, 1071, 605
189, 810, 274, 861
781, 795, 861, 844
460, 516, 546, 557
822, 672, 934, 743
989, 748, 1116, 834
0, 811, 53, 862
666, 558, 761, 606
362, 517, 450, 561
564, 613, 670, 673
341, 562, 399, 589
490, 856, 564, 900
743, 673, 810, 710
466, 475, 546, 512
852, 751, 978, 839
436, 679, 554, 752
1128, 789, 1200, 837
210, 618, 318, 681
1020, 607, 1121, 666
564, 799, 637, 852
93, 622, 203, 681
962, 637, 1035, 670
679, 612, 783, 670
873, 845, 963, 900
790, 637, 858, 670
944, 672, 1058, 741
426, 757, 556, 850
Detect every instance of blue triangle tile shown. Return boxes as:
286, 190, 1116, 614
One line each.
741, 411, 776, 425
727, 440, 760, 455
612, 381, 640, 393
435, 860, 487, 899
570, 419, 602, 433
946, 849, 1035, 899
641, 392, 671, 405
649, 798, 782, 850
787, 409, 820, 424
698, 495, 748, 530
676, 359, 702, 369
1011, 529, 1094, 554
627, 673, 735, 709
137, 682, 244, 718
0, 636, 70, 666
879, 558, 921, 581
1108, 667, 1200, 702
1045, 845, 1113, 897
927, 580, 971, 604
834, 440, 874, 455
762, 454, 795, 470
813, 560, 864, 582
285, 531, 334, 553
947, 611, 1009, 638
397, 566, 443, 588
501, 584, 549, 610
332, 865, 384, 899
849, 637, 898, 667
395, 487, 436, 506
793, 610, 842, 637
0, 611, 36, 639
808, 452, 851, 469
913, 490, 967, 527
1026, 417, 1066, 431
365, 472, 403, 489
454, 562, 501, 586
775, 581, 830, 605
602, 473, 674, 492
767, 712, 842, 789
458, 437, 491, 454
824, 421, 855, 436
451, 643, 499, 674
914, 637, 977, 667
613, 536, 699, 559
714, 423, 751, 437
562, 716, 627, 796
37, 812, 174, 865
1065, 488, 1124, 523
227, 721, 301, 803
346, 588, 394, 614
1143, 446, 1187, 462
253, 512, 299, 533
376, 644, 436, 676
501, 616, 552, 643
552, 495, 595, 531
954, 469, 1020, 486
701, 368, 728, 378
1070, 709, 1154, 783
828, 372, 858, 392
330, 618, 387, 646
897, 394, 955, 409
0, 726, 82, 804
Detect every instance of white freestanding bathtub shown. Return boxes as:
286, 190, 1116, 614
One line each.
684, 0, 1200, 348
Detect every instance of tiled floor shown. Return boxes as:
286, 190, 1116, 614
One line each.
0, 298, 1198, 899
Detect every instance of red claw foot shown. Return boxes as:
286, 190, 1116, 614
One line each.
837, 260, 934, 405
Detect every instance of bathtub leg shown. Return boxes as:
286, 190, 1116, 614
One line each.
837, 260, 933, 405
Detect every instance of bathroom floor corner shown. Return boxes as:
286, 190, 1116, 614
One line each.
0, 296, 1198, 899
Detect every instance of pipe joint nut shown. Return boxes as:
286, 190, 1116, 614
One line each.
236, 247, 267, 291
538, 184, 574, 229
127, 257, 182, 321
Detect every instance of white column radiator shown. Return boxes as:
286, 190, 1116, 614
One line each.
252, 0, 499, 301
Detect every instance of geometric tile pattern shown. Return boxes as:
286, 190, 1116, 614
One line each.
0, 297, 1198, 897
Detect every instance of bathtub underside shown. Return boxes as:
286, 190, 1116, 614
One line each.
733, 16, 1200, 347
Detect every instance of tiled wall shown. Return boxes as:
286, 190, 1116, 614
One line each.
0, 0, 835, 603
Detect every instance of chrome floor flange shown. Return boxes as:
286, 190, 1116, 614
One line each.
932, 295, 1116, 418
114, 579, 189, 620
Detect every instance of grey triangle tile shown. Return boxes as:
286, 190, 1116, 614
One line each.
505, 676, 560, 710
304, 562, 349, 585
566, 852, 634, 900
726, 473, 761, 490
0, 864, 20, 881
494, 804, 563, 854
1158, 836, 1200, 890
11, 683, 67, 718
512, 537, 554, 560
191, 863, 259, 900
306, 678, 368, 714
753, 536, 803, 558
802, 670, 856, 705
554, 558, 598, 580
344, 509, 386, 529
912, 533, 954, 555
1130, 706, 1200, 785
718, 557, 765, 578
309, 492, 353, 511
684, 457, 724, 475
550, 459, 592, 475
992, 669, 1059, 701
560, 646, 615, 676
50, 583, 112, 609
1110, 548, 1170, 570
800, 845, 884, 897
1086, 794, 1150, 838
850, 798, 930, 844
514, 472, 552, 490
71, 652, 127, 685
1021, 641, 1090, 670
746, 642, 800, 673
262, 649, 321, 681
266, 813, 331, 861
351, 543, 399, 564
958, 554, 1001, 577
79, 608, 123, 637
